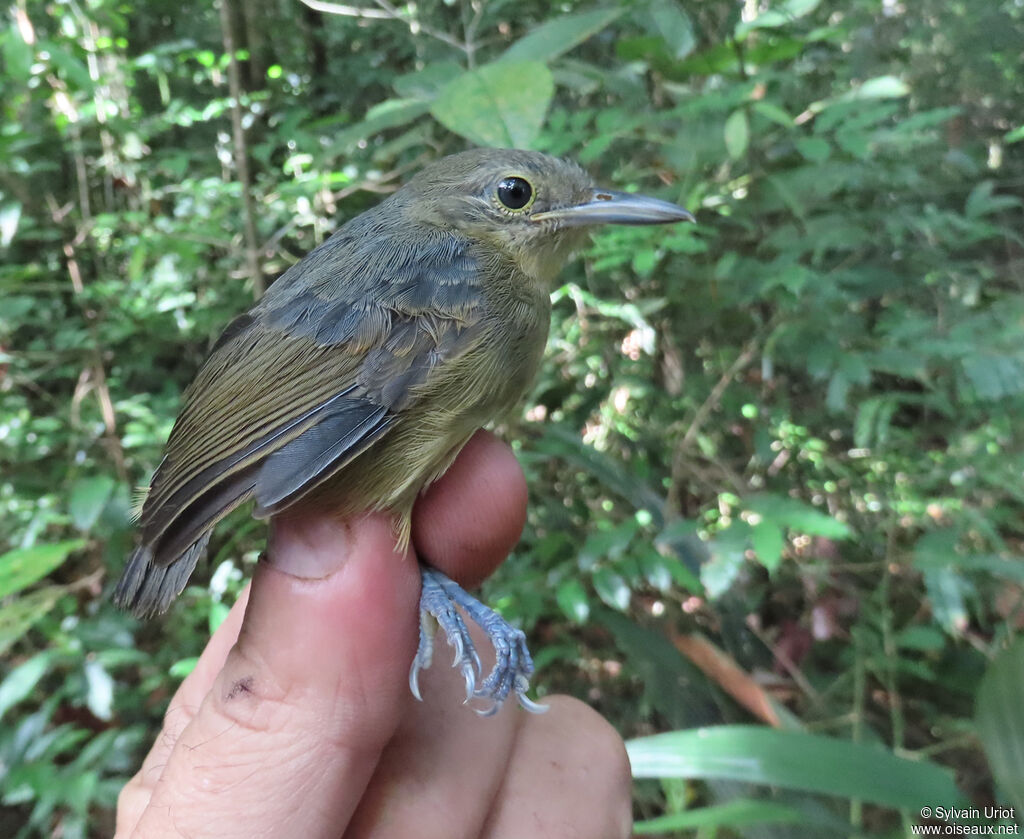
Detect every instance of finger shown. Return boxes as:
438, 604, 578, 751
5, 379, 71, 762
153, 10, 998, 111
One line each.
347, 430, 533, 838
482, 696, 633, 839
117, 587, 251, 835
412, 430, 527, 589
344, 622, 522, 839
129, 510, 421, 839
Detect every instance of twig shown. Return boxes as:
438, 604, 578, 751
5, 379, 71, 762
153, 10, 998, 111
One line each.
47, 196, 129, 484
666, 333, 762, 513
218, 0, 265, 298
463, 0, 487, 68
297, 0, 391, 19
296, 0, 466, 53
371, 0, 466, 51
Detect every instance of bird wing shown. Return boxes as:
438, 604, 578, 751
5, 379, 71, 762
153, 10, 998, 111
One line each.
138, 226, 487, 563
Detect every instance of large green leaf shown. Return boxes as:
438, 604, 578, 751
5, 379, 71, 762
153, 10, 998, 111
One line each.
0, 586, 67, 657
638, 0, 696, 60
69, 476, 116, 531
976, 639, 1024, 812
627, 726, 963, 810
501, 9, 622, 63
0, 652, 53, 721
0, 540, 85, 600
431, 61, 554, 148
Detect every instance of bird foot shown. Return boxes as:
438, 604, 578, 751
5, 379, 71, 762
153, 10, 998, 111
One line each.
410, 565, 546, 716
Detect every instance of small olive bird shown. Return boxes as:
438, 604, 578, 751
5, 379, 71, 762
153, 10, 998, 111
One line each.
114, 148, 694, 714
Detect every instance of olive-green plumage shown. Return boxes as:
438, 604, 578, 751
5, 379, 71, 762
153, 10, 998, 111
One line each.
114, 148, 693, 619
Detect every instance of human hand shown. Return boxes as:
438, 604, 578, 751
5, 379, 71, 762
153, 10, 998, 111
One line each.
115, 432, 632, 838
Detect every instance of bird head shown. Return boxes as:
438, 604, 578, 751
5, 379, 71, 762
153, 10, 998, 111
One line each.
400, 148, 695, 285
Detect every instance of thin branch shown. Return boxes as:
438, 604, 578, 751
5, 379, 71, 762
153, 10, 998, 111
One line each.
297, 0, 391, 19
463, 0, 487, 68
666, 332, 763, 514
297, 0, 466, 53
371, 0, 466, 51
48, 195, 129, 484
218, 0, 265, 298
681, 335, 761, 452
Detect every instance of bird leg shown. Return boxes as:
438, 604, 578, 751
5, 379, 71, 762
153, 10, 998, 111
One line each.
410, 565, 547, 716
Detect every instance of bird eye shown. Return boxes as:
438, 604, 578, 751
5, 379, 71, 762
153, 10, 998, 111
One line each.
496, 176, 534, 212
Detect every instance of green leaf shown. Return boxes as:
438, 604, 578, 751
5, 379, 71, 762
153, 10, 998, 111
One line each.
854, 395, 898, 447
753, 100, 795, 127
556, 579, 590, 624
839, 75, 910, 102
326, 98, 432, 154
701, 525, 748, 598
600, 611, 718, 729
736, 0, 821, 38
724, 110, 749, 159
639, 0, 696, 60
896, 625, 947, 652
392, 61, 462, 99
976, 638, 1024, 812
431, 61, 554, 149
746, 494, 852, 539
0, 201, 22, 247
0, 586, 67, 657
3, 27, 34, 83
69, 476, 116, 531
593, 568, 631, 611
796, 136, 831, 162
0, 652, 53, 721
634, 800, 808, 833
501, 9, 622, 63
913, 531, 972, 634
626, 726, 963, 810
0, 540, 86, 600
750, 522, 785, 572
965, 180, 1021, 218
169, 657, 199, 679
45, 41, 94, 91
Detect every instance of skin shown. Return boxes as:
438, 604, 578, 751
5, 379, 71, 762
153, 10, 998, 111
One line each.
115, 433, 633, 839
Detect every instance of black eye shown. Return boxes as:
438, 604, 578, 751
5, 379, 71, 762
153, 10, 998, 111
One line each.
497, 176, 534, 211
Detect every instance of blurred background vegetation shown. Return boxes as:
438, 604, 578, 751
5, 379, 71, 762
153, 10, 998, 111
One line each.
2, 0, 1023, 835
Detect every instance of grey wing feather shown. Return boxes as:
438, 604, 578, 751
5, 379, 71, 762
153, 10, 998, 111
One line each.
254, 397, 395, 515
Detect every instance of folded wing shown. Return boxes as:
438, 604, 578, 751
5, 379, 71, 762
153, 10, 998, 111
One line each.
135, 224, 485, 568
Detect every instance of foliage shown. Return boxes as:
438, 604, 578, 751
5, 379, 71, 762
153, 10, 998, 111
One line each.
2, 0, 1023, 835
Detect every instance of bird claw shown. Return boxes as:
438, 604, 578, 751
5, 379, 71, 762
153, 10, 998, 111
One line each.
413, 565, 544, 714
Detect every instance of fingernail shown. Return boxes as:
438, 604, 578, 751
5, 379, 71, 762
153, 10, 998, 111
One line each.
265, 512, 352, 579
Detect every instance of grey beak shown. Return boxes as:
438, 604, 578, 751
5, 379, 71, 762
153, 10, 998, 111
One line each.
531, 188, 695, 227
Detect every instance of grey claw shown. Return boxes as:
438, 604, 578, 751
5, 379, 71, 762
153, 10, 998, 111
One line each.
516, 693, 548, 713
417, 566, 544, 714
409, 664, 423, 701
474, 699, 501, 717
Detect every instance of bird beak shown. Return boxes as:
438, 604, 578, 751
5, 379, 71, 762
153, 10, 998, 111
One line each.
531, 189, 696, 227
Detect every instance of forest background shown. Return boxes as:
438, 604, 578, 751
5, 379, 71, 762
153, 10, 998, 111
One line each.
2, 0, 1023, 836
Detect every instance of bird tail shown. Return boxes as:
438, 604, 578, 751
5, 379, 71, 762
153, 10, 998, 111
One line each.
112, 530, 212, 618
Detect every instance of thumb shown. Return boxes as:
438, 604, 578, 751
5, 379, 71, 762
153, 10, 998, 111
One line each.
125, 510, 420, 839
